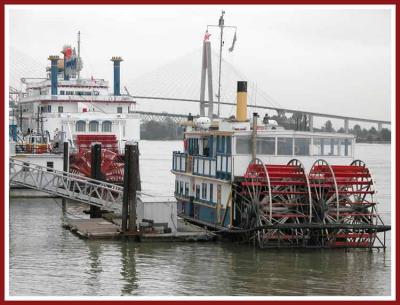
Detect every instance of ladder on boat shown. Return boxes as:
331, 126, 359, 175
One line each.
9, 157, 123, 213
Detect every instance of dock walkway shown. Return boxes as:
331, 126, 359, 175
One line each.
63, 217, 216, 242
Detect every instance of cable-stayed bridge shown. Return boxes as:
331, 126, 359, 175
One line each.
9, 46, 391, 130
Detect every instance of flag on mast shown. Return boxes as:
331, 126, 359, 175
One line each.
228, 31, 237, 52
204, 30, 211, 41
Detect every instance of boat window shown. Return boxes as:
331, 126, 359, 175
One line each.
226, 136, 232, 155
294, 138, 310, 156
209, 183, 214, 203
76, 120, 86, 132
313, 138, 341, 156
203, 138, 209, 157
102, 121, 112, 132
60, 91, 65, 95
236, 136, 251, 154
58, 106, 63, 113
277, 137, 293, 155
89, 121, 99, 132
185, 182, 189, 196
179, 181, 184, 194
340, 139, 352, 156
175, 180, 179, 194
188, 138, 199, 155
117, 107, 123, 114
257, 137, 275, 155
195, 185, 200, 199
201, 183, 207, 200
46, 161, 54, 172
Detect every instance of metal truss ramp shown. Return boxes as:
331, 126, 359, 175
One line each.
9, 158, 123, 213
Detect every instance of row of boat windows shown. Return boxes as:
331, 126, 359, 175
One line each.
175, 180, 217, 204
186, 136, 231, 157
40, 105, 64, 113
59, 90, 99, 96
39, 106, 123, 114
76, 120, 112, 132
236, 137, 352, 156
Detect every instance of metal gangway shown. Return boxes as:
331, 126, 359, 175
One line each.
9, 158, 123, 213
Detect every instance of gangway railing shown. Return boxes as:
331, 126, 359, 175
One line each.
9, 158, 123, 212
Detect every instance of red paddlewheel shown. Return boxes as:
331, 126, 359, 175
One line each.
308, 159, 379, 247
70, 149, 125, 183
238, 158, 312, 248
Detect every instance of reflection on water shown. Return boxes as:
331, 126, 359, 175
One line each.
9, 142, 392, 297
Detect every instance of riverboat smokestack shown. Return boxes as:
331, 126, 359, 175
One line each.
111, 56, 123, 96
48, 55, 59, 95
236, 81, 248, 122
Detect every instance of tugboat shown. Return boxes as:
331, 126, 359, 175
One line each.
11, 32, 140, 183
172, 81, 389, 249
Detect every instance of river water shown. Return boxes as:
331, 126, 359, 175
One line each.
8, 141, 392, 297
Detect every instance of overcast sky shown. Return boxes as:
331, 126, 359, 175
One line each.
8, 5, 392, 125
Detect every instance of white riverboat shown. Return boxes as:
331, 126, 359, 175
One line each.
172, 81, 386, 249
10, 38, 140, 173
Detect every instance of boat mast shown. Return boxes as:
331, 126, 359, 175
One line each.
217, 10, 225, 118
77, 31, 81, 80
208, 11, 237, 118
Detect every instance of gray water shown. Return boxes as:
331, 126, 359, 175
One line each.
9, 141, 392, 297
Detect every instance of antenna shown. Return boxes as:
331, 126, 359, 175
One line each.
77, 31, 81, 80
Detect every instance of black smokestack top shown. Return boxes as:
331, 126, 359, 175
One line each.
237, 81, 247, 93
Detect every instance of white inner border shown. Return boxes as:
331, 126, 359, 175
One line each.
4, 4, 396, 301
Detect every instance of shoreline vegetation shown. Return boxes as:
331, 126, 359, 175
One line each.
140, 117, 391, 143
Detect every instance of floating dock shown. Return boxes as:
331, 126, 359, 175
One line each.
63, 217, 216, 242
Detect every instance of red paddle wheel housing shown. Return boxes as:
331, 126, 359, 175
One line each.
237, 158, 384, 249
70, 135, 124, 183
239, 158, 312, 248
308, 159, 379, 248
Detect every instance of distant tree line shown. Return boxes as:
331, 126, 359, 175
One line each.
140, 118, 183, 140
268, 113, 391, 143
140, 114, 391, 143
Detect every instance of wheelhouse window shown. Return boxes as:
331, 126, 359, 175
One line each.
76, 120, 86, 132
89, 121, 99, 132
294, 138, 310, 156
277, 137, 293, 155
102, 121, 112, 132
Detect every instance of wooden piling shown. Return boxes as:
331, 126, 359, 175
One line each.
90, 143, 102, 218
121, 145, 130, 232
62, 141, 69, 213
121, 142, 139, 233
128, 144, 138, 232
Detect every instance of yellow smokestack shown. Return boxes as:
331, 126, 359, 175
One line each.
236, 81, 248, 122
